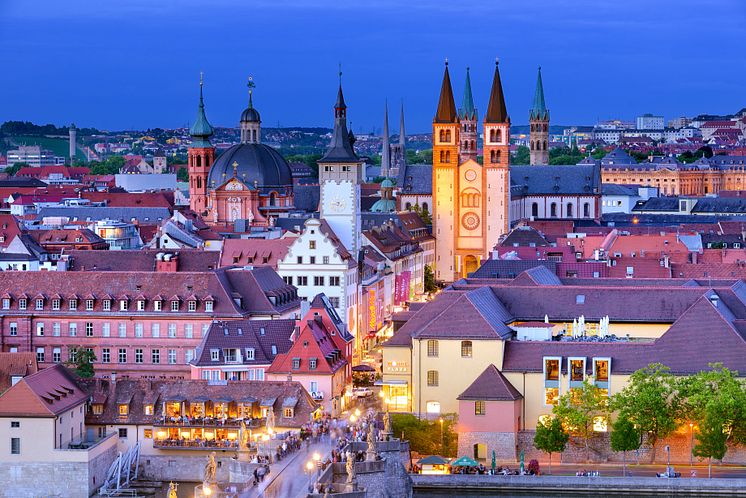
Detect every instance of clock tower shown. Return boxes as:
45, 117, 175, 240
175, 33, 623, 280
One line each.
318, 76, 363, 257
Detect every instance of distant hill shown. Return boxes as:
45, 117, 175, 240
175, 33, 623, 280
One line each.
6, 135, 87, 162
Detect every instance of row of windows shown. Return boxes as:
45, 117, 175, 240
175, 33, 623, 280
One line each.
294, 255, 331, 265
531, 202, 592, 218
200, 368, 265, 381
283, 275, 341, 288
426, 339, 472, 358
10, 321, 207, 339
34, 346, 193, 365
1, 297, 213, 313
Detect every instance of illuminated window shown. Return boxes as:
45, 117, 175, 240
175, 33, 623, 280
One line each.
283, 408, 294, 418
118, 404, 129, 416
593, 416, 608, 432
461, 341, 472, 358
569, 358, 585, 382
144, 405, 154, 415
593, 358, 610, 382
475, 401, 485, 416
143, 429, 153, 439
544, 388, 559, 406
544, 358, 560, 381
427, 340, 439, 357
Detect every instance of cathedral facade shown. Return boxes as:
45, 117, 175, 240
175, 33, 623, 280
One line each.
432, 62, 511, 282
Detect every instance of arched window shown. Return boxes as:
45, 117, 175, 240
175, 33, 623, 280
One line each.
531, 202, 539, 217
405, 202, 412, 211
445, 151, 451, 163
543, 141, 548, 151
439, 130, 445, 142
550, 203, 558, 218
543, 123, 548, 132
495, 129, 502, 143
252, 129, 257, 142
439, 150, 445, 162
566, 203, 574, 217
269, 192, 277, 206
196, 176, 202, 189
445, 130, 451, 142
489, 129, 496, 142
496, 150, 501, 163
583, 203, 591, 218
530, 141, 535, 151
490, 150, 495, 163
196, 155, 201, 168
422, 202, 429, 213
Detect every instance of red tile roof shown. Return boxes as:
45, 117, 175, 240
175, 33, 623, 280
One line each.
220, 238, 294, 269
0, 364, 88, 417
0, 352, 37, 393
0, 214, 22, 249
457, 364, 522, 401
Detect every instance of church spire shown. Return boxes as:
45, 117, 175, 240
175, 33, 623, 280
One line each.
459, 67, 476, 120
399, 101, 406, 148
320, 68, 358, 163
382, 100, 391, 177
434, 60, 458, 123
190, 72, 214, 147
485, 59, 509, 123
530, 66, 549, 120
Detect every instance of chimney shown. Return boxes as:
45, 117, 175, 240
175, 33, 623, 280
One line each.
156, 252, 178, 272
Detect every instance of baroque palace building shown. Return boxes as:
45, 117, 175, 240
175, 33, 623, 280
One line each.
432, 61, 511, 282
599, 148, 746, 196
188, 77, 295, 227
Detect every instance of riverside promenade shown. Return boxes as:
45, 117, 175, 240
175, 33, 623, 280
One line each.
412, 474, 746, 496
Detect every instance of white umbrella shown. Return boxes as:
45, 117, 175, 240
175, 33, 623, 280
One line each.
544, 314, 549, 324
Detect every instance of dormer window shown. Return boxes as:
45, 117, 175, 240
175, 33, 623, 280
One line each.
137, 300, 146, 311
92, 404, 103, 415
68, 299, 77, 311
35, 299, 44, 310
271, 344, 277, 355
171, 300, 179, 312
154, 300, 162, 311
205, 300, 214, 312
292, 358, 300, 369
118, 404, 128, 416
245, 348, 255, 360
144, 405, 154, 415
103, 299, 111, 311
309, 358, 318, 370
86, 299, 94, 311
19, 299, 27, 311
2, 299, 9, 310
188, 300, 197, 312
210, 349, 219, 362
120, 299, 128, 311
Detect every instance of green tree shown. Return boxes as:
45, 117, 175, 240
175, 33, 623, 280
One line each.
511, 145, 530, 165
591, 148, 608, 160
4, 162, 27, 176
392, 413, 457, 457
176, 167, 189, 182
424, 265, 437, 294
412, 203, 431, 225
612, 363, 682, 462
553, 378, 608, 462
610, 415, 641, 476
66, 347, 96, 378
693, 413, 728, 478
533, 417, 569, 474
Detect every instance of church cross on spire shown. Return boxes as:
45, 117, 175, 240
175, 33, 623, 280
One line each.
247, 76, 255, 108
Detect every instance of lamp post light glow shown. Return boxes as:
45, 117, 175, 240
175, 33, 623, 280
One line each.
306, 461, 314, 472
355, 408, 361, 417
350, 414, 357, 424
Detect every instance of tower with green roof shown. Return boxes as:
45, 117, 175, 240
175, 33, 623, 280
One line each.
529, 66, 550, 165
188, 73, 216, 214
458, 67, 478, 163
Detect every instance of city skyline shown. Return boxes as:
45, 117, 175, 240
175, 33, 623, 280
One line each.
1, 0, 745, 132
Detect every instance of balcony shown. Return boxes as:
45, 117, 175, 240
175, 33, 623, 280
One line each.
153, 416, 265, 429
153, 438, 241, 450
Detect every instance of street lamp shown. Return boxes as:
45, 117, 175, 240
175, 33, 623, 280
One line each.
350, 414, 357, 424
689, 423, 694, 467
439, 418, 444, 455
665, 444, 671, 476
355, 408, 361, 418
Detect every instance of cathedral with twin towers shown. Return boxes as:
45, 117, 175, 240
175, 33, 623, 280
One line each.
431, 61, 549, 282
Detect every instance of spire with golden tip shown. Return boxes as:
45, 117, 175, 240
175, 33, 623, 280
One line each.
485, 59, 509, 123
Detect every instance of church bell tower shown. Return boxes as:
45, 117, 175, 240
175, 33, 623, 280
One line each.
188, 74, 215, 215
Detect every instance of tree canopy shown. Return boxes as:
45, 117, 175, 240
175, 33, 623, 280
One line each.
533, 417, 569, 474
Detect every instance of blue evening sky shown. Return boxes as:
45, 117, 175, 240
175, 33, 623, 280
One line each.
0, 0, 744, 133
